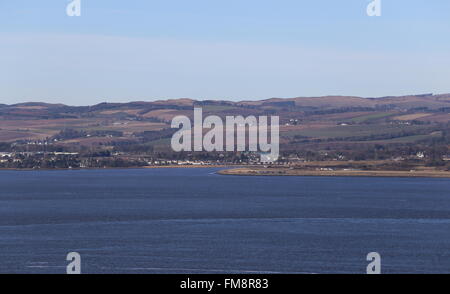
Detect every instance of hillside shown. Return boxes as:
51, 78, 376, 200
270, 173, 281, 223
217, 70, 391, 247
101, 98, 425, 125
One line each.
0, 94, 450, 169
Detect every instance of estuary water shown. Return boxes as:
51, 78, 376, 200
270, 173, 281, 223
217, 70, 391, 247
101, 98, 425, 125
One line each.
0, 168, 449, 274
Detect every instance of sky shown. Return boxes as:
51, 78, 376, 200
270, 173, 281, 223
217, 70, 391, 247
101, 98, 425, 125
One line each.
0, 0, 449, 105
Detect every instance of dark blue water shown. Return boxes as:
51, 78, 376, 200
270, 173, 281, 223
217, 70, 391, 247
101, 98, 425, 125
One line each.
0, 168, 449, 274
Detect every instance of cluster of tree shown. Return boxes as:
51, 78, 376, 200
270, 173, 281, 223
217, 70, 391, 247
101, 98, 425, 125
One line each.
52, 129, 124, 140
84, 158, 148, 168
304, 107, 376, 116
0, 155, 80, 169
0, 142, 12, 152
133, 129, 177, 143
53, 129, 88, 140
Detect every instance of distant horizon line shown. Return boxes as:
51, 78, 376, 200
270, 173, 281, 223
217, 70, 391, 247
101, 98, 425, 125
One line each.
2, 92, 449, 107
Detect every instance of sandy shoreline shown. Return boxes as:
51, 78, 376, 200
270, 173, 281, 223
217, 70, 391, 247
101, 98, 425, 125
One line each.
218, 168, 450, 178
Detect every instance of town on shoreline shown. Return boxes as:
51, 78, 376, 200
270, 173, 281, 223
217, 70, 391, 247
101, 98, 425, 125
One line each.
2, 152, 450, 178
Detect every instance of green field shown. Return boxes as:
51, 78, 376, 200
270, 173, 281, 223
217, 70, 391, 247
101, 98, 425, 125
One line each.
373, 132, 442, 143
284, 124, 429, 139
350, 112, 395, 123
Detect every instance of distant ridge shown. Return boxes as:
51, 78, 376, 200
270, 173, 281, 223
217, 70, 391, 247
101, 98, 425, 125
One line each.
3, 93, 450, 110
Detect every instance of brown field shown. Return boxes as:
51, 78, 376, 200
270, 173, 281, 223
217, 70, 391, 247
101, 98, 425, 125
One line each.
417, 113, 450, 123
0, 130, 57, 142
0, 118, 97, 130
14, 106, 48, 110
0, 118, 101, 141
293, 96, 377, 108
99, 109, 143, 115
393, 113, 432, 121
308, 112, 374, 121
152, 98, 195, 107
141, 109, 184, 121
91, 121, 168, 133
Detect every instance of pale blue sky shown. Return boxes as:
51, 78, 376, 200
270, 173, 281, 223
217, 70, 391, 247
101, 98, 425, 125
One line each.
1, 0, 449, 105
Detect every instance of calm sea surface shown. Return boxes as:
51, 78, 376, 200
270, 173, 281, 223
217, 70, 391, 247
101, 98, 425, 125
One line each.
0, 168, 449, 274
